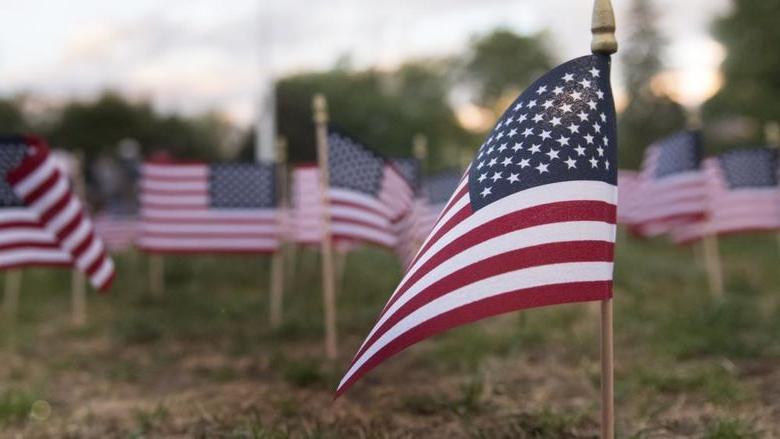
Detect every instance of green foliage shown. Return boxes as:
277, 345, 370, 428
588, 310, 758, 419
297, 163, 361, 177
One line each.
705, 418, 760, 439
460, 28, 554, 110
618, 0, 685, 167
0, 97, 28, 133
0, 387, 39, 425
707, 0, 780, 140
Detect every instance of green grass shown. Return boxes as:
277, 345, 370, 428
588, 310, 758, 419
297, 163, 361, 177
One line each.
0, 235, 778, 435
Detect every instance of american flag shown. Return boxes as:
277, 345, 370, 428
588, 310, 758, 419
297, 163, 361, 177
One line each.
670, 148, 780, 243
94, 213, 138, 252
138, 162, 281, 253
337, 54, 617, 396
631, 131, 707, 237
322, 129, 414, 249
289, 164, 323, 245
0, 136, 115, 291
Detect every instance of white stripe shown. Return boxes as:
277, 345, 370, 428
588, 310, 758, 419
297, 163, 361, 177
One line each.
62, 218, 91, 252
14, 159, 55, 197
140, 194, 209, 206
0, 209, 41, 223
91, 258, 114, 287
139, 180, 206, 192
48, 197, 81, 234
330, 205, 391, 228
140, 223, 278, 234
331, 223, 396, 247
329, 189, 392, 218
0, 228, 58, 245
76, 238, 103, 270
0, 248, 71, 267
140, 209, 277, 221
29, 174, 68, 213
359, 221, 615, 358
142, 164, 207, 178
340, 261, 614, 389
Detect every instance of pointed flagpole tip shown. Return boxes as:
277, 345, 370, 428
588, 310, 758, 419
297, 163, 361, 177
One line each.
591, 0, 618, 55
313, 93, 329, 124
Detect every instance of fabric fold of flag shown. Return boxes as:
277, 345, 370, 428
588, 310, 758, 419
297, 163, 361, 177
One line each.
138, 161, 281, 254
1, 135, 115, 291
337, 54, 618, 397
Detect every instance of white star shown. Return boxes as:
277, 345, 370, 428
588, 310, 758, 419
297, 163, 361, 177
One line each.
565, 157, 577, 169
508, 128, 518, 137
542, 100, 554, 110
537, 85, 548, 95
571, 91, 582, 100
522, 128, 534, 137
480, 187, 492, 197
535, 162, 550, 174
496, 131, 505, 140
487, 146, 495, 154
501, 156, 513, 166
513, 102, 523, 111
561, 103, 573, 113
527, 100, 538, 108
488, 157, 498, 167
593, 122, 602, 133
574, 145, 587, 156
579, 79, 592, 88
518, 113, 528, 123
589, 67, 600, 77
539, 130, 552, 141
533, 114, 544, 123
555, 135, 570, 147
553, 86, 564, 95
597, 146, 604, 157
596, 90, 605, 100
505, 116, 514, 125
577, 111, 589, 122
603, 136, 609, 146
562, 73, 574, 82
550, 116, 562, 127
476, 161, 484, 170
518, 158, 531, 168
605, 160, 610, 170
507, 173, 520, 183
567, 123, 580, 134
587, 100, 598, 110
528, 144, 542, 154
546, 149, 560, 160
491, 171, 502, 182
584, 134, 594, 144
478, 173, 487, 182
498, 143, 508, 152
512, 143, 523, 152
600, 113, 607, 122
589, 157, 599, 168
495, 120, 503, 129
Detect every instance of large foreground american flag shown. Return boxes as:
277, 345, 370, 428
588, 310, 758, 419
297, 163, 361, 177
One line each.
338, 54, 618, 396
670, 148, 780, 243
321, 129, 413, 249
0, 136, 114, 291
138, 162, 281, 253
630, 131, 706, 237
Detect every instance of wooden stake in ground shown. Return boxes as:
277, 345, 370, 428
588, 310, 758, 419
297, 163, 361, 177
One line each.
411, 134, 428, 253
764, 122, 780, 254
149, 254, 165, 296
591, 0, 617, 437
269, 136, 288, 329
3, 270, 22, 347
313, 93, 338, 360
687, 107, 724, 297
71, 151, 88, 326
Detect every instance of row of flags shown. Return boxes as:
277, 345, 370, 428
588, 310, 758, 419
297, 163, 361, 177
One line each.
618, 130, 780, 244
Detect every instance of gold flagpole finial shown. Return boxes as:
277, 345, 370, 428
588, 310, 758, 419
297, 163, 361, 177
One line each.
592, 0, 618, 55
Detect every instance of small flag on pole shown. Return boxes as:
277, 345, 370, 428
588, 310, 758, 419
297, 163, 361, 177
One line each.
631, 131, 707, 237
337, 53, 618, 396
0, 135, 115, 291
138, 162, 281, 253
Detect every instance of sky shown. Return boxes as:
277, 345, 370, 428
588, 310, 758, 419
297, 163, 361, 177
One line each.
0, 0, 731, 126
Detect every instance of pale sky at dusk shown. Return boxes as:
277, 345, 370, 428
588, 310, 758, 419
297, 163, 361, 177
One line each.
0, 0, 731, 125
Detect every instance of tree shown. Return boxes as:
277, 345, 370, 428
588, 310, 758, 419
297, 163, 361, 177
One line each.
460, 28, 554, 113
0, 98, 28, 133
618, 0, 685, 168
706, 0, 780, 143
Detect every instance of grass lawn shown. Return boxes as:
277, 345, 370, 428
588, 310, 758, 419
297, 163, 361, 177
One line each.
0, 232, 778, 437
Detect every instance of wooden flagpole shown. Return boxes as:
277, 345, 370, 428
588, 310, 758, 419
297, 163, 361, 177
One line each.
592, 0, 617, 437
269, 136, 288, 328
687, 108, 724, 297
412, 134, 428, 253
71, 151, 88, 326
313, 93, 338, 360
3, 270, 22, 348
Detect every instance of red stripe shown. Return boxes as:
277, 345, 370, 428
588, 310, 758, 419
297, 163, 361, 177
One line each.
140, 231, 279, 239
22, 170, 59, 205
350, 240, 614, 368
335, 280, 612, 398
0, 241, 62, 251
39, 190, 72, 225
384, 200, 615, 317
